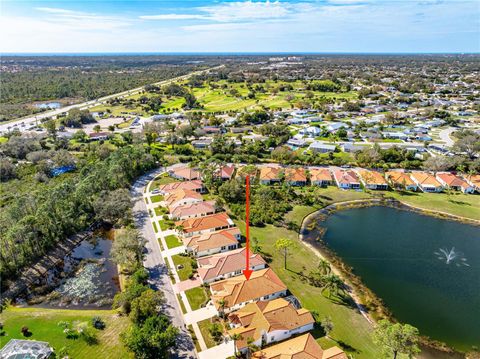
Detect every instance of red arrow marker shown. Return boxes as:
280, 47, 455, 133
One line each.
243, 175, 253, 280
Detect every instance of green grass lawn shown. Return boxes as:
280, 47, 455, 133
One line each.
154, 206, 168, 217
0, 307, 131, 359
184, 287, 209, 311
234, 220, 381, 359
187, 325, 202, 352
158, 220, 172, 231
284, 205, 319, 227
197, 319, 218, 349
151, 174, 179, 189
171, 254, 194, 281
150, 194, 164, 203
177, 294, 187, 314
385, 191, 480, 221
164, 235, 183, 249
152, 221, 158, 233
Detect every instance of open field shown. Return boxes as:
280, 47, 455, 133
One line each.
0, 307, 131, 358
234, 220, 381, 359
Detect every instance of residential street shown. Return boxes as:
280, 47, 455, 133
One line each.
131, 168, 197, 359
439, 126, 456, 147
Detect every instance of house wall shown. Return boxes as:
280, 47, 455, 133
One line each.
194, 243, 239, 258
224, 289, 287, 313
265, 323, 314, 345
203, 263, 267, 284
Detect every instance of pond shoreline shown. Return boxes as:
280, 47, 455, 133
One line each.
298, 198, 473, 358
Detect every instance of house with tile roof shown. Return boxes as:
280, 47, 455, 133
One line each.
158, 180, 205, 195
170, 200, 216, 220
216, 164, 236, 181
228, 298, 315, 354
332, 169, 361, 189
175, 212, 236, 237
385, 171, 418, 191
165, 189, 203, 211
465, 174, 480, 192
436, 172, 475, 194
356, 169, 389, 190
259, 166, 283, 185
183, 227, 241, 258
168, 165, 201, 181
309, 168, 333, 187
284, 168, 307, 186
210, 268, 288, 313
197, 247, 266, 283
410, 172, 444, 192
252, 333, 347, 359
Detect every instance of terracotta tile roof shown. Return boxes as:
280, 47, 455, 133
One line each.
356, 169, 387, 186
170, 166, 201, 180
228, 298, 314, 350
218, 164, 235, 179
309, 168, 333, 182
333, 169, 360, 185
260, 166, 283, 181
165, 189, 203, 208
183, 227, 240, 253
436, 173, 470, 189
385, 171, 415, 186
322, 347, 349, 359
197, 247, 266, 282
285, 168, 307, 182
252, 333, 338, 359
176, 212, 234, 233
465, 174, 480, 187
210, 268, 287, 310
159, 180, 203, 194
410, 172, 442, 187
171, 200, 216, 219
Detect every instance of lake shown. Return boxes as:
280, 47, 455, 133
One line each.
303, 206, 480, 351
35, 102, 62, 109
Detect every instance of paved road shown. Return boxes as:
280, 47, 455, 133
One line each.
131, 168, 197, 359
439, 127, 456, 147
0, 65, 224, 134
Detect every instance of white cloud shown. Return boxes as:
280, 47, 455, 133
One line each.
140, 14, 207, 20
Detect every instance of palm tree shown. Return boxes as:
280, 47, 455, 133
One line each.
321, 316, 334, 339
246, 337, 259, 359
321, 274, 345, 298
231, 333, 243, 358
317, 259, 331, 275
275, 238, 294, 270
217, 299, 227, 317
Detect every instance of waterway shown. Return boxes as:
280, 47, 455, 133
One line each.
303, 206, 480, 351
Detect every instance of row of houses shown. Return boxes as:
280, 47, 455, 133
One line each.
251, 164, 480, 194
159, 164, 348, 358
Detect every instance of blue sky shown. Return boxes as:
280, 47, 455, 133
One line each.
1, 0, 479, 53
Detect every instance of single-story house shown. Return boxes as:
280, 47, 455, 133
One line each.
326, 122, 348, 132
165, 189, 203, 211
158, 180, 205, 195
216, 164, 235, 181
210, 268, 287, 313
436, 173, 475, 194
228, 298, 315, 354
284, 168, 307, 186
300, 126, 321, 137
252, 333, 347, 359
197, 247, 266, 283
465, 174, 480, 192
385, 171, 418, 191
88, 132, 109, 141
175, 212, 236, 237
309, 168, 333, 187
259, 166, 283, 185
333, 169, 361, 189
410, 172, 443, 193
183, 227, 240, 258
309, 142, 336, 154
170, 200, 216, 220
287, 138, 307, 148
168, 165, 201, 181
192, 138, 213, 149
356, 169, 389, 190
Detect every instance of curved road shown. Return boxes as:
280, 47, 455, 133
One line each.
0, 65, 224, 134
131, 168, 196, 359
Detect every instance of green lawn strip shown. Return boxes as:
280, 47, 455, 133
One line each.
0, 307, 131, 359
184, 287, 208, 311
152, 221, 158, 233
171, 254, 194, 281
154, 206, 168, 217
150, 194, 164, 203
196, 319, 218, 349
158, 220, 171, 231
164, 235, 182, 249
177, 294, 187, 314
385, 191, 480, 221
187, 325, 202, 352
234, 221, 381, 359
157, 238, 164, 251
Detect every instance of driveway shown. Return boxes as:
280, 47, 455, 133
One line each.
439, 127, 456, 147
198, 341, 235, 359
184, 305, 218, 325
132, 168, 197, 359
174, 276, 203, 294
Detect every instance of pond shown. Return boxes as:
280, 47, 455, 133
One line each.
35, 102, 62, 109
29, 231, 120, 309
302, 206, 480, 352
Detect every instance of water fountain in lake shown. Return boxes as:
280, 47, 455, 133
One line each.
434, 247, 469, 267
